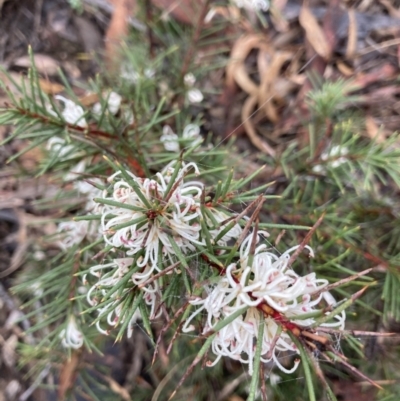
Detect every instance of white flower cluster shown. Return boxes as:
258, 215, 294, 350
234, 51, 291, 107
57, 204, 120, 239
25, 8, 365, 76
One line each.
160, 123, 202, 152
85, 258, 149, 338
184, 73, 204, 104
232, 0, 270, 11
312, 145, 349, 174
92, 91, 122, 116
59, 316, 84, 349
46, 135, 104, 250
101, 162, 203, 270
183, 233, 346, 375
86, 162, 242, 335
121, 64, 155, 84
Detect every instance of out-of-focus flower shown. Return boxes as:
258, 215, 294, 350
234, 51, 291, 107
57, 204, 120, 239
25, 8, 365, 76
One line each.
92, 91, 122, 116
183, 232, 345, 374
46, 136, 89, 185
160, 125, 179, 152
312, 145, 349, 173
53, 95, 87, 128
232, 0, 270, 11
183, 124, 202, 147
64, 159, 87, 182
121, 64, 155, 84
184, 73, 204, 104
57, 220, 100, 250
59, 316, 84, 349
184, 73, 196, 86
46, 137, 76, 159
161, 124, 203, 152
187, 88, 204, 103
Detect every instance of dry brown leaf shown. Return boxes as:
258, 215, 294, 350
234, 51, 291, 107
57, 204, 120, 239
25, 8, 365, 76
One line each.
346, 9, 357, 59
0, 209, 31, 279
0, 0, 9, 12
299, 5, 331, 60
58, 351, 81, 401
365, 115, 385, 143
258, 50, 292, 123
152, 0, 200, 25
242, 95, 275, 157
79, 92, 100, 107
226, 35, 270, 94
0, 71, 64, 96
74, 16, 103, 54
104, 376, 132, 401
337, 61, 354, 77
379, 0, 400, 19
12, 54, 60, 76
105, 0, 138, 70
38, 79, 64, 95
269, 0, 289, 32
226, 34, 291, 155
1, 334, 18, 368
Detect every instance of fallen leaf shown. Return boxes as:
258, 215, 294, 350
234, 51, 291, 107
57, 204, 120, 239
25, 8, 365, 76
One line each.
365, 115, 385, 143
152, 0, 200, 25
12, 54, 60, 76
346, 9, 357, 59
258, 50, 292, 123
337, 61, 354, 76
58, 351, 81, 401
0, 0, 9, 12
74, 16, 103, 54
379, 0, 400, 19
79, 92, 100, 107
105, 0, 138, 71
242, 95, 276, 156
299, 4, 331, 60
38, 79, 65, 95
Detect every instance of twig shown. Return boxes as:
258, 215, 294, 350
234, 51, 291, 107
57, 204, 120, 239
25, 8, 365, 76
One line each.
313, 267, 373, 297
287, 212, 325, 268
139, 262, 180, 289
180, 0, 211, 80
152, 302, 189, 365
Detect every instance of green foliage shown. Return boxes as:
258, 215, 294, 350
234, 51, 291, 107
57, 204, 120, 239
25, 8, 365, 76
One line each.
0, 6, 400, 401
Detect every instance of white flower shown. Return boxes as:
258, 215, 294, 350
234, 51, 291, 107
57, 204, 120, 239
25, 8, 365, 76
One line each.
74, 178, 105, 212
121, 64, 140, 83
97, 162, 204, 278
161, 124, 203, 151
160, 125, 179, 152
232, 0, 270, 11
121, 65, 155, 84
184, 73, 204, 104
46, 137, 76, 159
184, 73, 196, 86
73, 177, 103, 196
57, 220, 100, 250
183, 124, 202, 147
54, 95, 87, 128
187, 88, 204, 103
207, 208, 242, 245
312, 145, 349, 173
92, 91, 122, 116
64, 159, 87, 182
123, 108, 135, 125
144, 68, 155, 79
59, 316, 84, 349
86, 258, 160, 337
183, 232, 345, 375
